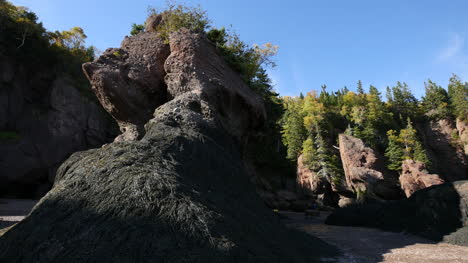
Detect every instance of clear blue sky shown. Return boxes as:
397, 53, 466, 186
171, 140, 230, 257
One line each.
10, 0, 468, 98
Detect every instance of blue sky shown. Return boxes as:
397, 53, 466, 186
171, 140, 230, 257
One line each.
10, 0, 468, 98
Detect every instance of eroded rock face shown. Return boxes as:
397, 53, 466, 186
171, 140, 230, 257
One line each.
400, 159, 445, 197
418, 119, 467, 181
0, 30, 338, 262
456, 118, 468, 155
83, 32, 170, 142
338, 134, 401, 200
0, 58, 116, 198
296, 154, 338, 206
296, 154, 328, 196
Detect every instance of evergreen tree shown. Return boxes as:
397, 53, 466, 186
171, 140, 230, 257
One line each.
385, 118, 430, 171
302, 136, 319, 170
422, 80, 451, 120
369, 85, 380, 97
280, 97, 307, 160
448, 74, 468, 121
389, 82, 418, 122
357, 80, 364, 94
385, 86, 393, 102
385, 130, 404, 171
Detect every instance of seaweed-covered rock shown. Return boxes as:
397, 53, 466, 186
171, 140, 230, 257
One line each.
325, 180, 468, 246
0, 30, 338, 262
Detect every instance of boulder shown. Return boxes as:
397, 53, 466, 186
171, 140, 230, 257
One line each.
338, 134, 401, 200
0, 29, 338, 262
144, 14, 163, 33
326, 180, 468, 247
338, 196, 356, 208
400, 160, 445, 197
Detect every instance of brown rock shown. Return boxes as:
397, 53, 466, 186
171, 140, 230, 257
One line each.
338, 134, 401, 200
144, 14, 163, 33
418, 119, 467, 181
400, 159, 445, 197
456, 118, 468, 155
83, 32, 170, 142
296, 154, 328, 196
164, 29, 266, 138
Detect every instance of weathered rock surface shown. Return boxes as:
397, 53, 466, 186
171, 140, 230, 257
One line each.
83, 32, 170, 142
0, 57, 117, 198
400, 160, 445, 197
456, 118, 468, 155
418, 118, 467, 181
296, 154, 338, 207
0, 30, 338, 262
338, 134, 401, 200
326, 180, 468, 246
297, 154, 328, 196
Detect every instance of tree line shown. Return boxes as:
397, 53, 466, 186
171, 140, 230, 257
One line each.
281, 77, 467, 176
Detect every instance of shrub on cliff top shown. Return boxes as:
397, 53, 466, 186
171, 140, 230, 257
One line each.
147, 3, 210, 42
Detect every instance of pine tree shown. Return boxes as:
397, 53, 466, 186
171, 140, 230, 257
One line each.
390, 82, 418, 122
357, 80, 364, 94
422, 80, 451, 120
369, 85, 380, 97
280, 97, 307, 160
448, 74, 468, 121
302, 136, 319, 170
386, 86, 393, 103
385, 130, 404, 171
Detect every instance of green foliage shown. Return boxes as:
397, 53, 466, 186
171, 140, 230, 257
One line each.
130, 23, 144, 36
384, 130, 404, 171
147, 3, 210, 42
357, 80, 364, 94
302, 136, 319, 170
0, 0, 95, 81
280, 97, 307, 160
422, 80, 451, 120
448, 74, 468, 121
384, 119, 430, 171
0, 131, 20, 142
387, 82, 419, 122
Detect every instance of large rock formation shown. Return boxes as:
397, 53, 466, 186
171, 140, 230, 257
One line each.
418, 118, 467, 181
338, 134, 401, 200
0, 29, 338, 262
0, 57, 117, 198
326, 180, 468, 247
400, 159, 445, 197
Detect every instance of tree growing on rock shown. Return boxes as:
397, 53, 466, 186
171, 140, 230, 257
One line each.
422, 80, 451, 120
385, 118, 430, 171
